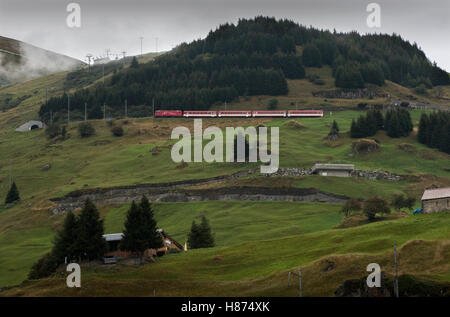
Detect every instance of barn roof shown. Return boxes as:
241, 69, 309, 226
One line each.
421, 187, 450, 201
312, 163, 355, 171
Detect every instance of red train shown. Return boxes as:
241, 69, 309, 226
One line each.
155, 110, 323, 118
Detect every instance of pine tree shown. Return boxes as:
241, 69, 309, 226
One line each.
331, 120, 339, 133
5, 181, 20, 204
52, 211, 79, 263
131, 56, 139, 68
121, 197, 163, 259
198, 216, 215, 248
76, 199, 106, 261
187, 220, 201, 249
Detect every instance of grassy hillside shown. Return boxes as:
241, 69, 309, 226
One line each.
0, 107, 449, 289
0, 22, 448, 294
2, 212, 449, 296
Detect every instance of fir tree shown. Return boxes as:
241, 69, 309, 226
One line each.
52, 211, 79, 263
187, 216, 215, 249
75, 199, 106, 261
331, 120, 339, 133
130, 56, 139, 68
5, 181, 20, 204
121, 197, 163, 259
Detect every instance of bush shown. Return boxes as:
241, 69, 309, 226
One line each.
28, 253, 59, 280
363, 196, 390, 221
78, 122, 95, 138
111, 126, 124, 137
45, 123, 62, 139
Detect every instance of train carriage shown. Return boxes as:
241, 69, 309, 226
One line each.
218, 111, 252, 118
183, 111, 217, 118
252, 111, 287, 117
287, 110, 323, 118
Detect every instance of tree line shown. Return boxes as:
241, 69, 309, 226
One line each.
39, 16, 449, 122
350, 108, 412, 138
418, 111, 450, 154
341, 193, 416, 221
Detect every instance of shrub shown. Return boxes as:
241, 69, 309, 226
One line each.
340, 198, 362, 217
28, 253, 59, 280
111, 126, 124, 137
363, 196, 390, 221
78, 122, 95, 138
45, 123, 61, 139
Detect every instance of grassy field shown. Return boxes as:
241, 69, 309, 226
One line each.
104, 201, 343, 246
2, 212, 449, 296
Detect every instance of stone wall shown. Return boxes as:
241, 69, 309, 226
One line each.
262, 167, 405, 181
51, 186, 348, 214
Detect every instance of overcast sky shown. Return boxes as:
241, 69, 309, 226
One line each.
0, 0, 449, 70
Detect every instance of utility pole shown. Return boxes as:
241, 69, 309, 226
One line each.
394, 244, 399, 297
139, 37, 144, 57
125, 99, 128, 117
152, 98, 155, 117
86, 54, 93, 71
84, 103, 87, 121
67, 94, 70, 124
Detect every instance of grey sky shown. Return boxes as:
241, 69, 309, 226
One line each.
0, 0, 449, 70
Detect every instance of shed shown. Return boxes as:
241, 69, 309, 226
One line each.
15, 120, 46, 132
421, 187, 450, 213
311, 163, 355, 177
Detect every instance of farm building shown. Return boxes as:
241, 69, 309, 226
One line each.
421, 187, 450, 213
311, 163, 355, 177
15, 120, 46, 132
102, 229, 183, 263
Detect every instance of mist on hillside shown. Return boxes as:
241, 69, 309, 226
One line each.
0, 42, 83, 86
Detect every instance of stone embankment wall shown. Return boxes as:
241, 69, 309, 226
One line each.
50, 167, 404, 214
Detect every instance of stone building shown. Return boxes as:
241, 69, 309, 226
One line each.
421, 187, 450, 213
311, 163, 355, 178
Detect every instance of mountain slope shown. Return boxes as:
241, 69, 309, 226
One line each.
38, 16, 449, 121
0, 35, 84, 87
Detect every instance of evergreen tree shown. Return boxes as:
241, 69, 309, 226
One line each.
75, 199, 106, 261
188, 216, 215, 249
5, 181, 20, 204
121, 197, 163, 258
187, 220, 201, 249
131, 56, 139, 68
52, 211, 79, 263
198, 216, 215, 248
331, 120, 339, 133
